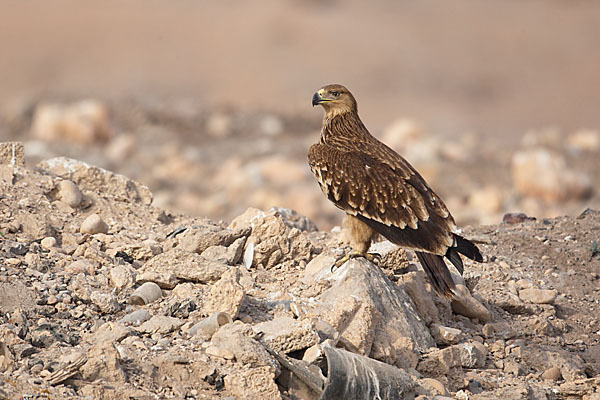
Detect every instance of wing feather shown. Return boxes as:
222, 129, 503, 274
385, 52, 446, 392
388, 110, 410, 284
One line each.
308, 143, 455, 254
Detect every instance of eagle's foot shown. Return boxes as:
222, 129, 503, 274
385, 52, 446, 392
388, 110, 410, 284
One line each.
333, 251, 381, 269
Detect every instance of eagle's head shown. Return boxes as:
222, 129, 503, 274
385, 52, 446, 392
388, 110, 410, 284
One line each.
312, 84, 357, 116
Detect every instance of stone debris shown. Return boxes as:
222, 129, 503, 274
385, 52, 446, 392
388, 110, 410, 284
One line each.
31, 100, 112, 144
202, 268, 246, 319
1, 151, 599, 399
253, 317, 319, 354
518, 287, 557, 304
80, 213, 109, 234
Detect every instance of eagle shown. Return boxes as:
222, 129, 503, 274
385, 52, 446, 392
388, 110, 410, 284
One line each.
309, 84, 483, 297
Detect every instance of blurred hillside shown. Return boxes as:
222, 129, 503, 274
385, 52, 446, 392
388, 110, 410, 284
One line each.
1, 0, 599, 229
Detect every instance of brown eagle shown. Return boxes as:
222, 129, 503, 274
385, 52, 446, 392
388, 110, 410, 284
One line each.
309, 84, 483, 297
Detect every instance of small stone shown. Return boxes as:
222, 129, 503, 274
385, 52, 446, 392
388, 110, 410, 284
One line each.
419, 377, 448, 396
518, 288, 557, 304
120, 309, 152, 325
109, 265, 136, 291
205, 345, 235, 360
80, 214, 109, 235
65, 259, 95, 275
457, 342, 487, 368
90, 291, 120, 314
137, 316, 183, 334
253, 317, 319, 354
58, 180, 83, 208
504, 360, 524, 376
430, 324, 463, 345
40, 237, 57, 249
541, 366, 562, 381
46, 295, 58, 305
202, 268, 246, 319
451, 283, 491, 322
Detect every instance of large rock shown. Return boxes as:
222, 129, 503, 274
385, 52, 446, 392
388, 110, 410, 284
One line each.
253, 317, 319, 354
31, 100, 111, 144
202, 267, 246, 319
139, 248, 228, 287
37, 157, 152, 205
228, 207, 315, 269
307, 258, 435, 364
511, 148, 591, 203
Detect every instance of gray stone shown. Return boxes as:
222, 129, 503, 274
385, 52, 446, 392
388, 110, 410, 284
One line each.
253, 317, 319, 354
80, 213, 109, 235
518, 288, 557, 304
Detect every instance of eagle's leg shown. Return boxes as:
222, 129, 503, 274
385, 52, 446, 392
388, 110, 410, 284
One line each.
334, 215, 381, 268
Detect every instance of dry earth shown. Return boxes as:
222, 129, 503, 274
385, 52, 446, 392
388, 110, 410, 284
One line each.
0, 140, 599, 399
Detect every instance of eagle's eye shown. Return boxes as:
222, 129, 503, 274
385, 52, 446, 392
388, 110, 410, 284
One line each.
331, 90, 341, 97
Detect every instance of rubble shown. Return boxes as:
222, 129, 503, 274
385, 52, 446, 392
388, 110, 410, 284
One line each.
1, 149, 600, 398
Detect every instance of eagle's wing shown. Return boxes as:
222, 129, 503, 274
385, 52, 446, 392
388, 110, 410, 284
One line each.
308, 143, 455, 255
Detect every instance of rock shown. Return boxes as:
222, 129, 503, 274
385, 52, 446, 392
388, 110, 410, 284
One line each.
228, 208, 315, 268
398, 271, 440, 325
135, 270, 180, 289
212, 322, 280, 373
58, 179, 83, 208
40, 236, 57, 249
120, 310, 152, 325
567, 129, 600, 153
430, 324, 463, 345
200, 236, 246, 265
504, 360, 524, 376
80, 342, 126, 382
450, 283, 491, 322
456, 342, 487, 368
541, 366, 562, 381
502, 212, 536, 224
205, 345, 235, 360
31, 100, 111, 144
109, 265, 136, 290
80, 214, 109, 234
140, 248, 228, 284
310, 258, 434, 365
138, 316, 183, 334
302, 254, 336, 283
511, 148, 591, 203
467, 185, 504, 214
0, 141, 25, 167
202, 268, 246, 319
253, 317, 319, 354
224, 367, 282, 400
92, 322, 135, 343
482, 321, 517, 339
205, 112, 232, 138
179, 224, 249, 254
0, 342, 14, 373
90, 291, 120, 314
518, 287, 557, 304
419, 377, 448, 396
65, 260, 95, 275
37, 157, 153, 205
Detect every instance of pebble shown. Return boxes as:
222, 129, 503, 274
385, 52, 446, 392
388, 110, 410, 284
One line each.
205, 345, 235, 360
58, 180, 83, 208
541, 366, 562, 381
40, 236, 57, 249
80, 213, 109, 234
518, 288, 557, 304
46, 295, 58, 305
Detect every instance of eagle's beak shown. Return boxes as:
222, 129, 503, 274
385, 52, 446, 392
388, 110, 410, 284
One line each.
312, 92, 321, 107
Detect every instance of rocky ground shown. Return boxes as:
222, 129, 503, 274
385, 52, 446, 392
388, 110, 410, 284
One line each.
1, 131, 600, 399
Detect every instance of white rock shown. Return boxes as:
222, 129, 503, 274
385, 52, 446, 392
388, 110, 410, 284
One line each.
40, 236, 57, 249
80, 213, 109, 234
512, 148, 591, 203
58, 179, 83, 208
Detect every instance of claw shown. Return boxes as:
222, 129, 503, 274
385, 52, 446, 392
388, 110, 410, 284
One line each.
333, 251, 381, 270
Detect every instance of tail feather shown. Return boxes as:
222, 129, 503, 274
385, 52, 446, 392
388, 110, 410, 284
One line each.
452, 234, 483, 262
415, 251, 456, 298
445, 248, 464, 275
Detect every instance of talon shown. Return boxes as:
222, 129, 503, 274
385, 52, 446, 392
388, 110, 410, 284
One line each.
334, 251, 381, 269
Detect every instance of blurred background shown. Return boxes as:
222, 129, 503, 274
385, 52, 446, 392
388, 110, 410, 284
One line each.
1, 0, 599, 229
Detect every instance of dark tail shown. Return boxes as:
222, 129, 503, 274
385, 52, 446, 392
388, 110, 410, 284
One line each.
415, 251, 456, 298
416, 234, 483, 298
